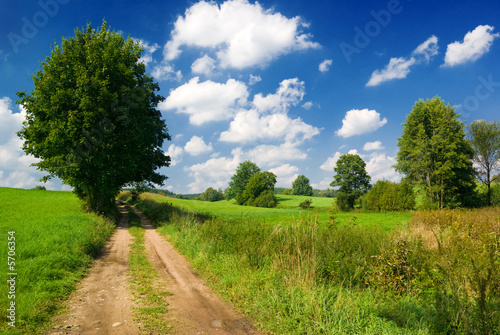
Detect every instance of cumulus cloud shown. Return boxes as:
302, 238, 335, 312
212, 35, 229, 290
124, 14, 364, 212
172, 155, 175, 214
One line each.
185, 148, 242, 193
246, 142, 307, 166
319, 59, 332, 72
269, 164, 299, 187
219, 78, 320, 144
152, 64, 183, 81
135, 38, 160, 66
365, 153, 400, 182
159, 77, 249, 125
165, 144, 184, 166
363, 141, 385, 151
164, 0, 320, 69
443, 25, 499, 67
191, 54, 216, 77
320, 151, 342, 171
184, 136, 213, 156
336, 109, 387, 138
367, 35, 438, 87
248, 74, 262, 85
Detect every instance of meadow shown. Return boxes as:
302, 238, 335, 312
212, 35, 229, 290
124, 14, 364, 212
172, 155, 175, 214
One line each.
0, 187, 115, 334
132, 193, 500, 334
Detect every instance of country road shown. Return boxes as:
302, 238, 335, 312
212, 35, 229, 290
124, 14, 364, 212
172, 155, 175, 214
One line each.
48, 203, 263, 335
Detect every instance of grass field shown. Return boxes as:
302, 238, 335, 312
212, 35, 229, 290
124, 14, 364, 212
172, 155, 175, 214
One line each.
0, 187, 115, 334
140, 192, 412, 231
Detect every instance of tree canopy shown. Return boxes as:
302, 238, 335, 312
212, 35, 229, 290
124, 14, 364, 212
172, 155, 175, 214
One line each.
17, 20, 170, 215
395, 97, 475, 208
467, 120, 500, 206
226, 161, 260, 199
237, 171, 277, 207
292, 175, 313, 196
330, 153, 371, 210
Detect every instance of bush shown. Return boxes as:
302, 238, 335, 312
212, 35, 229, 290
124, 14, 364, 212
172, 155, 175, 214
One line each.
299, 199, 312, 209
237, 171, 277, 206
365, 180, 415, 211
33, 185, 46, 190
198, 187, 224, 202
253, 190, 277, 208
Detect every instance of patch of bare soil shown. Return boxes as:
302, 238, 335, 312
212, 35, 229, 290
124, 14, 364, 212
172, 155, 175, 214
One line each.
47, 205, 138, 334
130, 205, 264, 335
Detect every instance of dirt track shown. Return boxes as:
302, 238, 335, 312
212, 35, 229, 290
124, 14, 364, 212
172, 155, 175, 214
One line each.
48, 203, 262, 335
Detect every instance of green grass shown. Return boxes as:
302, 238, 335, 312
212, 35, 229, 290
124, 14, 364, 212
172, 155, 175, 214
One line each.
141, 193, 412, 231
125, 204, 173, 334
0, 187, 115, 334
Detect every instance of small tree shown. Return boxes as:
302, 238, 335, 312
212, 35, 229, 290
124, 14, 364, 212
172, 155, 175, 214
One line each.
292, 175, 313, 196
16, 20, 170, 215
237, 171, 277, 207
129, 181, 151, 202
198, 187, 224, 202
330, 154, 371, 210
226, 161, 260, 200
467, 120, 500, 206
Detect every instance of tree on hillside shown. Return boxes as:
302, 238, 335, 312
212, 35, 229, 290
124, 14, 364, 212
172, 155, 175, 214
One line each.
330, 154, 371, 210
292, 175, 313, 196
16, 21, 170, 215
226, 161, 260, 199
198, 187, 224, 202
395, 97, 476, 208
237, 171, 277, 207
467, 120, 500, 206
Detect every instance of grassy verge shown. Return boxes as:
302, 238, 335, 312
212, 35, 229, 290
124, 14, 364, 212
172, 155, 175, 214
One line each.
125, 204, 173, 334
137, 197, 500, 334
0, 187, 115, 334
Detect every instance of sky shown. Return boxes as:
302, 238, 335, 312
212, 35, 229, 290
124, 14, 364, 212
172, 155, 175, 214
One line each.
1, 0, 500, 194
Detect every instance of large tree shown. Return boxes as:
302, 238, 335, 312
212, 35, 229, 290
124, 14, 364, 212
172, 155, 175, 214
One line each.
330, 154, 371, 210
237, 171, 277, 207
292, 175, 313, 196
226, 161, 260, 199
467, 120, 500, 206
17, 21, 170, 215
395, 97, 476, 208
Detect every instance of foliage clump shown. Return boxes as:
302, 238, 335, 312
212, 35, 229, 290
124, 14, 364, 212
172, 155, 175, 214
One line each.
236, 171, 277, 207
291, 175, 313, 196
331, 153, 371, 210
198, 187, 224, 202
365, 180, 415, 211
226, 161, 260, 200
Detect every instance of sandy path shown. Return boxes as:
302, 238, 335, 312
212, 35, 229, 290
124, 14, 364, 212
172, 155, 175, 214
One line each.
48, 204, 138, 334
130, 205, 263, 335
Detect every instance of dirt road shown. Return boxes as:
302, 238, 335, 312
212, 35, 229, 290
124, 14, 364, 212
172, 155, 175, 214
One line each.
48, 203, 263, 335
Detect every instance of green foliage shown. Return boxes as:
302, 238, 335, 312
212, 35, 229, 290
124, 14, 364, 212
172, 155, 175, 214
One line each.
129, 181, 152, 202
318, 188, 335, 197
16, 20, 170, 215
236, 171, 277, 207
252, 189, 277, 208
281, 188, 292, 195
32, 185, 46, 190
468, 120, 500, 206
298, 199, 312, 209
365, 180, 415, 211
226, 161, 260, 200
291, 175, 313, 196
331, 154, 371, 210
396, 97, 476, 209
198, 187, 224, 202
0, 188, 114, 334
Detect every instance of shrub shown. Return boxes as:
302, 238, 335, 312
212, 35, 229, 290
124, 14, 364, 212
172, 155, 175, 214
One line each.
33, 185, 46, 190
299, 199, 312, 209
253, 190, 277, 208
365, 180, 415, 211
237, 171, 277, 206
198, 187, 224, 202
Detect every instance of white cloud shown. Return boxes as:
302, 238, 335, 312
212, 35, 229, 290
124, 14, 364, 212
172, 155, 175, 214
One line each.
302, 101, 314, 110
165, 144, 184, 166
246, 142, 307, 166
191, 54, 216, 77
248, 74, 262, 85
159, 77, 249, 125
365, 153, 400, 182
253, 78, 305, 113
366, 57, 416, 87
269, 164, 299, 187
363, 141, 385, 151
319, 59, 332, 72
152, 64, 183, 81
320, 152, 341, 171
164, 0, 320, 69
185, 148, 242, 193
135, 38, 160, 66
443, 25, 499, 67
367, 35, 438, 86
336, 109, 387, 138
220, 78, 320, 144
412, 35, 439, 62
184, 136, 213, 156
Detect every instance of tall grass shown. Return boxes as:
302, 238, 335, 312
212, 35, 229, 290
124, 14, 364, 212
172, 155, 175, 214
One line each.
0, 187, 115, 334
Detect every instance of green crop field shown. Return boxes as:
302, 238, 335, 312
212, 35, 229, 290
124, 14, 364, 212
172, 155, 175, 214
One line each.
0, 187, 115, 334
140, 192, 412, 231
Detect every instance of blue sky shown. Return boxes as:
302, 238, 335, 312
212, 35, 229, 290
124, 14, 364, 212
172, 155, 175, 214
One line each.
1, 0, 499, 193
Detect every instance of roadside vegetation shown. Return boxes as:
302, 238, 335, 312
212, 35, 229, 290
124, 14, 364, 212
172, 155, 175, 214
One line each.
0, 187, 114, 334
132, 193, 500, 334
